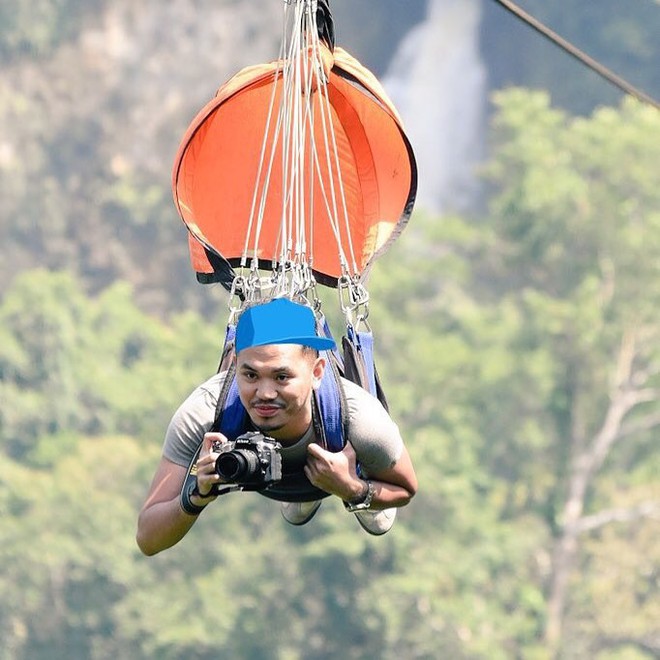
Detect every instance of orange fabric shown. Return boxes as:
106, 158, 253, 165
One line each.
173, 46, 416, 285
187, 233, 214, 274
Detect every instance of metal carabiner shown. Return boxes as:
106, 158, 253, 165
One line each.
338, 275, 370, 329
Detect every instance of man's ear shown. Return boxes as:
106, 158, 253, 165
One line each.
312, 356, 326, 390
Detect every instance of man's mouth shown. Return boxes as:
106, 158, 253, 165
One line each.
252, 403, 283, 417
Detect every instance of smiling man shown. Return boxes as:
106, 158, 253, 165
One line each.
137, 298, 418, 556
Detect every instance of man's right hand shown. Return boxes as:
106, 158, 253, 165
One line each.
194, 432, 229, 497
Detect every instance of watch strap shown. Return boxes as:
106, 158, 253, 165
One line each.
344, 479, 374, 512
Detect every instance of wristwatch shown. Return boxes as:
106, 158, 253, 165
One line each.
344, 479, 375, 512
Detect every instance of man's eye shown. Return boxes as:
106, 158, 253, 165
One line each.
276, 374, 290, 382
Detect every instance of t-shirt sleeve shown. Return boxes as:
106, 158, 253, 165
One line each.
342, 379, 404, 475
162, 374, 223, 467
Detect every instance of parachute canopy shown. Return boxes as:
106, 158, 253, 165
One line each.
173, 39, 416, 290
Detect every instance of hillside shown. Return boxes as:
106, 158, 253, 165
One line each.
1, 0, 658, 314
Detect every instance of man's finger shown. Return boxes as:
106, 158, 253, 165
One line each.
341, 441, 357, 460
203, 432, 227, 454
306, 442, 330, 459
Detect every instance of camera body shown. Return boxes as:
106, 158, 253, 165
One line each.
213, 431, 282, 489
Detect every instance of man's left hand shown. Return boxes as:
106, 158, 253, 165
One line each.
304, 442, 364, 501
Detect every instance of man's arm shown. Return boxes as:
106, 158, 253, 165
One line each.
304, 442, 417, 509
136, 434, 222, 556
362, 444, 418, 509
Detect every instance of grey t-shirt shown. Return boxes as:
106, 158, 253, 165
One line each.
162, 371, 403, 476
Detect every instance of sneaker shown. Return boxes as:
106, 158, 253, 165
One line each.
280, 500, 322, 526
353, 508, 397, 536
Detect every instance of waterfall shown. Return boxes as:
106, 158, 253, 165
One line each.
383, 0, 486, 215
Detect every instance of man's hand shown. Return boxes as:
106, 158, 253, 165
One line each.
194, 432, 229, 497
304, 442, 365, 501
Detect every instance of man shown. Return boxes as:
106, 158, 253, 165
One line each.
137, 298, 417, 556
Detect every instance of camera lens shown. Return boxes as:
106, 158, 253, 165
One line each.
215, 449, 260, 482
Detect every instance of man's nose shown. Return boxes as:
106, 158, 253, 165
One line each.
256, 380, 277, 400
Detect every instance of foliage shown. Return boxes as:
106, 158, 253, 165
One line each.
0, 270, 221, 463
0, 0, 103, 60
1, 16, 660, 659
1, 0, 658, 314
482, 0, 660, 114
482, 91, 660, 655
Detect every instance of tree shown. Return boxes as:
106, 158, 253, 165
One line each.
2, 91, 659, 658
485, 90, 660, 655
0, 434, 160, 660
482, 0, 660, 114
0, 0, 103, 60
0, 269, 221, 462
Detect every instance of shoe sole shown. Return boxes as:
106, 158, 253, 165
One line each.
281, 500, 322, 526
354, 509, 396, 536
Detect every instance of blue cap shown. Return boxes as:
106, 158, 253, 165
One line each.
235, 298, 336, 353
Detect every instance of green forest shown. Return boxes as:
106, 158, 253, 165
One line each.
1, 1, 659, 659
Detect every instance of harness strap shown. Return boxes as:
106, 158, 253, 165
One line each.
216, 323, 237, 374
342, 326, 389, 411
202, 311, 387, 502
315, 349, 348, 452
212, 360, 248, 438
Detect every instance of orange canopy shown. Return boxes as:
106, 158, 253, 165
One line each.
172, 45, 417, 288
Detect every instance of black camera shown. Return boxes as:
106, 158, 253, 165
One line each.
213, 431, 282, 489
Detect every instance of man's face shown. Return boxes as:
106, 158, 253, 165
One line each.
235, 344, 325, 442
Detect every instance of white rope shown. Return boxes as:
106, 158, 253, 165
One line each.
300, 2, 356, 277
240, 0, 358, 302
241, 4, 290, 269
307, 44, 356, 275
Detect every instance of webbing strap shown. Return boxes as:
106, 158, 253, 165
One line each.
225, 324, 236, 344
321, 315, 343, 368
343, 326, 373, 394
351, 326, 377, 397
212, 316, 346, 453
213, 352, 345, 451
216, 323, 237, 374
212, 361, 248, 439
220, 377, 247, 439
315, 352, 346, 452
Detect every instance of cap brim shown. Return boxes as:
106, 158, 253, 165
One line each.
249, 336, 336, 351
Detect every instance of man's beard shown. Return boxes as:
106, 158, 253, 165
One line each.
253, 419, 285, 433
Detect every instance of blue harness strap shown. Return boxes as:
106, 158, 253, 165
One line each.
214, 352, 346, 452
347, 325, 376, 397
342, 324, 389, 411
212, 318, 347, 453
315, 313, 347, 452
216, 323, 237, 374
313, 353, 345, 452
212, 323, 249, 439
206, 312, 388, 500
321, 315, 343, 367
216, 368, 248, 439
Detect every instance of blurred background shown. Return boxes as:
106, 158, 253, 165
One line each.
1, 1, 659, 658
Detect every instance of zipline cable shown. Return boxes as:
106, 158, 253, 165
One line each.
491, 0, 660, 111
